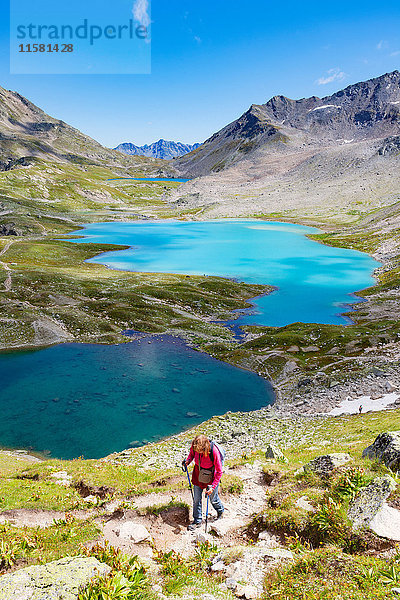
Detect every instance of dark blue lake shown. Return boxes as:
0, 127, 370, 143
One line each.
0, 337, 273, 459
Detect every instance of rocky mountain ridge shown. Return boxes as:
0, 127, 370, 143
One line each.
115, 138, 201, 160
0, 85, 158, 172
176, 70, 400, 176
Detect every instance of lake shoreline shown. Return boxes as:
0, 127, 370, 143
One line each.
1, 212, 398, 438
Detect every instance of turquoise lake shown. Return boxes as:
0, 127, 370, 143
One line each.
73, 219, 379, 326
0, 219, 378, 459
0, 337, 273, 459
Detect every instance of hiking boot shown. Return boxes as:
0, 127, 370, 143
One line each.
188, 521, 202, 531
215, 510, 224, 521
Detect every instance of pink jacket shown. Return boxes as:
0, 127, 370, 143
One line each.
186, 443, 223, 490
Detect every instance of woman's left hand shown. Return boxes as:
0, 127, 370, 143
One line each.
205, 487, 213, 496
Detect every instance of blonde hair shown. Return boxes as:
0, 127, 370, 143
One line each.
192, 434, 211, 456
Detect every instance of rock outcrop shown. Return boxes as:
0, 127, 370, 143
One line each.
347, 475, 397, 531
302, 453, 351, 476
362, 431, 400, 470
264, 444, 285, 461
0, 557, 110, 600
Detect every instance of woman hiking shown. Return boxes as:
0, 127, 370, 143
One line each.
183, 434, 224, 531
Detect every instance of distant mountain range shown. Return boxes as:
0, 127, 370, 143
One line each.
115, 139, 201, 160
175, 70, 400, 176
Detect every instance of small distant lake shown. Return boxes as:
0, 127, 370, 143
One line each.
107, 177, 191, 182
72, 219, 379, 326
0, 337, 272, 459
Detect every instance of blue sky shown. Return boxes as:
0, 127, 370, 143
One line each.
1, 0, 400, 147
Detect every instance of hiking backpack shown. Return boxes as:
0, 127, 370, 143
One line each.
210, 440, 226, 466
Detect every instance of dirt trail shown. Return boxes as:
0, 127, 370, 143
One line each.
0, 463, 268, 558
97, 463, 269, 559
0, 509, 97, 528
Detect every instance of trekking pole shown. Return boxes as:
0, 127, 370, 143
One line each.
180, 461, 194, 502
205, 486, 211, 533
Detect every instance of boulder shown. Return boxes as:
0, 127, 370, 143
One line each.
113, 521, 151, 543
362, 431, 400, 471
369, 502, 400, 541
257, 530, 281, 547
385, 381, 397, 393
210, 560, 226, 572
370, 366, 388, 377
303, 453, 351, 475
326, 346, 340, 355
49, 471, 72, 487
195, 531, 213, 545
225, 578, 238, 590
242, 585, 258, 599
0, 556, 110, 600
347, 475, 397, 531
295, 496, 314, 512
264, 444, 285, 461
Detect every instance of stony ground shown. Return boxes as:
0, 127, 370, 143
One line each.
2, 411, 400, 599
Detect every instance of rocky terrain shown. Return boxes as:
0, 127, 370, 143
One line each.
115, 139, 201, 160
1, 412, 400, 599
0, 85, 170, 172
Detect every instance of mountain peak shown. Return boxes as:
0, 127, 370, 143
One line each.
176, 70, 400, 176
115, 139, 201, 160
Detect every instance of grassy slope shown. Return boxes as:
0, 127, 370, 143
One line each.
0, 237, 268, 349
0, 161, 271, 350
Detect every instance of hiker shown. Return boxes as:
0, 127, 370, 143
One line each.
182, 434, 224, 531
359, 404, 363, 414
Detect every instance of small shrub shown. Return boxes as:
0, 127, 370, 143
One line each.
379, 565, 400, 584
222, 476, 244, 495
284, 533, 312, 555
0, 539, 18, 570
154, 549, 193, 595
194, 541, 218, 569
79, 572, 132, 600
222, 546, 245, 565
79, 543, 150, 600
330, 467, 371, 502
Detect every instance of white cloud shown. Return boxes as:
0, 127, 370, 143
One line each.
132, 0, 151, 28
316, 68, 346, 86
390, 50, 400, 57
376, 40, 389, 50
194, 35, 202, 44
